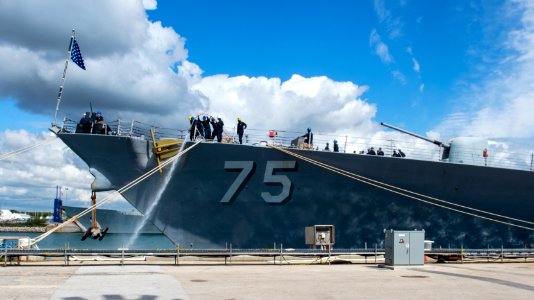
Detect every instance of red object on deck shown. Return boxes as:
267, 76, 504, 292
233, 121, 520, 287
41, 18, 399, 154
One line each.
483, 149, 489, 158
269, 130, 276, 138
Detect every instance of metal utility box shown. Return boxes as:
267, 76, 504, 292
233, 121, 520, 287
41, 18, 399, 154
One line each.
305, 225, 335, 249
384, 229, 425, 266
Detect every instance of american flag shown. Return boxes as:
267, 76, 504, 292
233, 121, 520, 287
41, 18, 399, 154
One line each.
70, 38, 86, 70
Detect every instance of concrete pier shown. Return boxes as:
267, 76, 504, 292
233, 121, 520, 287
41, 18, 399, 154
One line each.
0, 261, 532, 299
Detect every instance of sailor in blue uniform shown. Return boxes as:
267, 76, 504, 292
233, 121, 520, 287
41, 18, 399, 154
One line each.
202, 116, 211, 139
237, 117, 247, 144
210, 117, 218, 140
302, 128, 313, 145
333, 140, 339, 152
195, 116, 204, 138
216, 117, 224, 142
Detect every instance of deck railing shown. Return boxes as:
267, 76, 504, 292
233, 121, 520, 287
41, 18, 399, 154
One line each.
59, 118, 534, 172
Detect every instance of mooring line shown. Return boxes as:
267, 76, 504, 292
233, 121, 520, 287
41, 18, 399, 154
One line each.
0, 138, 57, 161
270, 145, 534, 231
32, 140, 202, 245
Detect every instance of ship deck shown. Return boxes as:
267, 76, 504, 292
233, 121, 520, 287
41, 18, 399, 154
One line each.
59, 118, 534, 171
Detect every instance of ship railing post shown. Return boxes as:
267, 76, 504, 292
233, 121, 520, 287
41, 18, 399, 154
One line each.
61, 117, 66, 132
117, 119, 121, 136
501, 245, 504, 263
129, 120, 134, 137
3, 245, 7, 267
229, 243, 232, 265
344, 135, 348, 153
374, 244, 377, 263
177, 244, 180, 265
280, 244, 283, 265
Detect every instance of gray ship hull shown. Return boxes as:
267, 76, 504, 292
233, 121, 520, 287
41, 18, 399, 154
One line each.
57, 133, 534, 248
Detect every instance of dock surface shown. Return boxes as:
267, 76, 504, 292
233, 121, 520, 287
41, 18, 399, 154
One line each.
1, 261, 533, 299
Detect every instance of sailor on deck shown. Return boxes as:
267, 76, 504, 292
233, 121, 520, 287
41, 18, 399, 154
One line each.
211, 117, 224, 142
202, 116, 211, 139
79, 112, 92, 133
188, 116, 197, 141
333, 140, 339, 152
302, 128, 313, 146
377, 147, 384, 156
237, 117, 247, 144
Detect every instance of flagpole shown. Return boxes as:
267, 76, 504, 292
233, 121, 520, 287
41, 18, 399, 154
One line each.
52, 29, 75, 128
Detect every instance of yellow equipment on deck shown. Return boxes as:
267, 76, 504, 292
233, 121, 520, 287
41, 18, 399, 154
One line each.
150, 128, 182, 172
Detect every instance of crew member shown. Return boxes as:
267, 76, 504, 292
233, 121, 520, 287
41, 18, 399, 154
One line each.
236, 117, 247, 144
302, 128, 313, 146
95, 112, 104, 124
188, 116, 196, 141
392, 150, 400, 157
195, 116, 204, 138
79, 112, 92, 133
367, 147, 376, 155
216, 117, 224, 142
324, 142, 330, 151
377, 147, 384, 156
333, 140, 339, 152
202, 116, 211, 140
211, 117, 224, 142
210, 117, 218, 140
398, 149, 406, 157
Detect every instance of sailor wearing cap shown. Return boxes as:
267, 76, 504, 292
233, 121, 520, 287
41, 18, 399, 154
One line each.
237, 116, 247, 144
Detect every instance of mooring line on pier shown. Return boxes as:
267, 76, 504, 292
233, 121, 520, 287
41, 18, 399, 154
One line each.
31, 140, 202, 246
270, 145, 534, 231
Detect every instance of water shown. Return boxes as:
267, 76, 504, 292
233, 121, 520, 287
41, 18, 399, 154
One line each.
125, 140, 186, 248
2, 232, 174, 250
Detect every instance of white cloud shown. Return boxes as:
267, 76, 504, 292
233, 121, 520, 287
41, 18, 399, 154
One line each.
0, 0, 204, 127
412, 57, 420, 73
437, 1, 534, 140
391, 70, 407, 85
192, 74, 376, 135
0, 129, 131, 211
142, 0, 157, 10
370, 29, 393, 64
373, 0, 403, 39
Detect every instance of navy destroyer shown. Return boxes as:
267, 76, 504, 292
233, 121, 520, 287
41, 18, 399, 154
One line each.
51, 118, 534, 249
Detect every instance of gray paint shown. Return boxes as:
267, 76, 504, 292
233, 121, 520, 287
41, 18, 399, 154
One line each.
57, 133, 534, 249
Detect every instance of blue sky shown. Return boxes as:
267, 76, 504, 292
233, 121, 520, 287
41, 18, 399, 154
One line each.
144, 0, 519, 133
0, 0, 525, 135
1, 0, 534, 211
